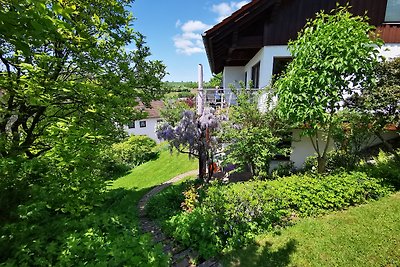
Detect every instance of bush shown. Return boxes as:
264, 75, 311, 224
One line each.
358, 150, 400, 189
162, 172, 392, 259
0, 190, 169, 266
108, 135, 159, 169
145, 182, 188, 222
303, 150, 360, 173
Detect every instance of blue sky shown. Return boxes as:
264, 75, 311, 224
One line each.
127, 0, 249, 82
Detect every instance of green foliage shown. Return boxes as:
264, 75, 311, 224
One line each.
160, 98, 194, 127
222, 192, 400, 267
109, 135, 159, 168
304, 150, 360, 173
331, 110, 373, 154
155, 171, 391, 259
145, 180, 203, 222
358, 150, 400, 189
349, 57, 400, 161
0, 0, 167, 159
0, 190, 169, 266
205, 73, 223, 88
276, 5, 383, 172
221, 87, 289, 178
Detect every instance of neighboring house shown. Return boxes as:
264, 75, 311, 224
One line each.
124, 101, 164, 143
203, 0, 400, 168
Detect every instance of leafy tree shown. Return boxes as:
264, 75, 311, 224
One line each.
0, 0, 167, 159
276, 6, 382, 173
350, 57, 400, 162
205, 73, 222, 88
221, 88, 289, 178
160, 97, 194, 127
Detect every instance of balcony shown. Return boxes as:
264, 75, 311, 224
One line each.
197, 88, 262, 110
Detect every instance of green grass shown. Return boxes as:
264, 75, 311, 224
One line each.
222, 192, 400, 267
111, 149, 197, 191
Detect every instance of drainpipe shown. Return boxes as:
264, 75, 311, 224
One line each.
197, 64, 204, 116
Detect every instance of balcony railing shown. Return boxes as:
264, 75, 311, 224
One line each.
198, 88, 262, 109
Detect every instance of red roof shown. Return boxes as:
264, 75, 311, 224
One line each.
136, 100, 164, 119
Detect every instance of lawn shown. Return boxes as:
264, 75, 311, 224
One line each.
222, 192, 400, 267
111, 147, 198, 191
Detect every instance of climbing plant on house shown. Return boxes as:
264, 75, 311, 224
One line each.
276, 5, 383, 173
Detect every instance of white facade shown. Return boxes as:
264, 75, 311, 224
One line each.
221, 43, 400, 169
124, 117, 161, 143
222, 45, 290, 90
378, 43, 400, 59
290, 129, 335, 169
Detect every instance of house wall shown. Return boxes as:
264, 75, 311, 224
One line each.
222, 66, 244, 88
291, 129, 399, 169
379, 43, 400, 59
244, 45, 290, 89
223, 66, 244, 104
290, 129, 335, 169
124, 117, 161, 143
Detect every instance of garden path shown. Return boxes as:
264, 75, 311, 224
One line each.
137, 170, 221, 267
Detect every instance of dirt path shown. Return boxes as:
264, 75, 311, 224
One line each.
137, 170, 220, 267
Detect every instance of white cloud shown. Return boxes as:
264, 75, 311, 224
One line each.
173, 20, 211, 55
181, 20, 210, 33
172, 2, 249, 56
211, 1, 249, 22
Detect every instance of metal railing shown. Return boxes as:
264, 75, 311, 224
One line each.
198, 88, 262, 109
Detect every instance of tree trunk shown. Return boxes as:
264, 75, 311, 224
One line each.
317, 156, 327, 173
198, 128, 207, 182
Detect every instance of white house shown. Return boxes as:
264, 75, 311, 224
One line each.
203, 0, 400, 168
124, 100, 164, 143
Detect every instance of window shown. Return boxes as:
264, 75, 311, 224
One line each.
128, 121, 135, 129
244, 71, 248, 88
139, 121, 146, 128
251, 62, 260, 88
272, 57, 292, 82
385, 0, 400, 22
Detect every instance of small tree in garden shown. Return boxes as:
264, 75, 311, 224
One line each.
157, 108, 223, 182
276, 6, 383, 173
349, 57, 400, 163
221, 87, 289, 178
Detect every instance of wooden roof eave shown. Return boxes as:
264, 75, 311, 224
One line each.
203, 0, 279, 74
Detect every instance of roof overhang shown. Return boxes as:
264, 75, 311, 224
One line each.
203, 0, 278, 74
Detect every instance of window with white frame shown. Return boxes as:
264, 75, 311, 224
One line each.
385, 0, 400, 22
139, 121, 146, 128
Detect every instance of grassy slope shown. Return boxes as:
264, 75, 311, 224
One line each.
111, 149, 197, 191
223, 192, 400, 267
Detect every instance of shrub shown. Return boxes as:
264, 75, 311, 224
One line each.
0, 190, 169, 266
110, 135, 159, 168
303, 150, 360, 173
145, 182, 188, 222
358, 150, 400, 189
164, 172, 392, 259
